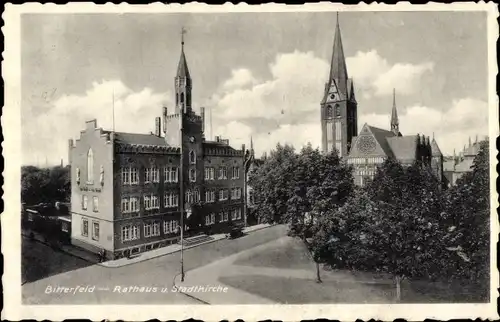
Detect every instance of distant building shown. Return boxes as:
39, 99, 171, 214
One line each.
69, 36, 245, 260
244, 138, 265, 224
321, 15, 443, 186
443, 136, 484, 187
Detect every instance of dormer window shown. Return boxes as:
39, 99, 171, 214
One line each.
189, 150, 196, 164
87, 149, 94, 184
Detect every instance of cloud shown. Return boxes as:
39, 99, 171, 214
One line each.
209, 50, 329, 121
222, 68, 258, 91
358, 98, 489, 155
346, 50, 434, 98
22, 80, 171, 166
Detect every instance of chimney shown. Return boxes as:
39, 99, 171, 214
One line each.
155, 117, 161, 136
68, 139, 74, 165
162, 107, 168, 134
215, 136, 220, 143
201, 107, 205, 133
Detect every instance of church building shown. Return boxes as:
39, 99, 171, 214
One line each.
321, 15, 444, 187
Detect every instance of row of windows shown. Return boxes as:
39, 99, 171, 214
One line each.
81, 218, 100, 241
121, 166, 240, 185
120, 188, 242, 213
120, 220, 184, 242
81, 195, 99, 212
204, 209, 242, 226
348, 157, 385, 164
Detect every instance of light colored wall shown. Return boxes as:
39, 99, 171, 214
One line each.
69, 120, 115, 251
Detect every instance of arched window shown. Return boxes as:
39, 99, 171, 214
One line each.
189, 150, 196, 164
87, 148, 94, 183
326, 105, 333, 118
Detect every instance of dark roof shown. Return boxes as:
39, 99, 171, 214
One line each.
367, 125, 397, 158
114, 132, 167, 147
386, 136, 418, 161
177, 47, 191, 79
329, 16, 348, 96
203, 141, 236, 151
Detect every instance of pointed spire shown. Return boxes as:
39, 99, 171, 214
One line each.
328, 13, 348, 96
176, 27, 191, 79
349, 79, 356, 102
468, 136, 471, 147
475, 134, 478, 143
390, 88, 399, 136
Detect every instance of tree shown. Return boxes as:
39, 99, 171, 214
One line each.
21, 165, 71, 205
248, 143, 296, 224
441, 140, 490, 286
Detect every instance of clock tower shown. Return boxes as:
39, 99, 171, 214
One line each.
321, 14, 357, 157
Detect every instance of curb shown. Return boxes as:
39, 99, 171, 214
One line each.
172, 272, 211, 305
101, 224, 273, 268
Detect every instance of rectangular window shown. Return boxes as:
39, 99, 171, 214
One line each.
218, 167, 227, 179
152, 167, 160, 183
121, 198, 129, 213
231, 188, 242, 200
92, 221, 99, 241
153, 222, 160, 236
171, 167, 178, 183
121, 167, 131, 185
121, 224, 140, 242
151, 195, 159, 209
205, 190, 215, 203
205, 215, 211, 226
130, 168, 139, 184
205, 167, 215, 180
82, 195, 88, 210
224, 211, 229, 222
210, 167, 215, 180
145, 168, 151, 183
219, 189, 228, 201
164, 220, 178, 234
232, 167, 240, 179
144, 222, 152, 238
130, 197, 139, 212
144, 195, 151, 210
164, 167, 171, 183
92, 196, 99, 212
211, 213, 215, 224
81, 218, 89, 237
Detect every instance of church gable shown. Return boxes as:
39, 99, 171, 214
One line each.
348, 124, 392, 158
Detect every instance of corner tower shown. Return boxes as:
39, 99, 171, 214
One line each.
321, 13, 357, 157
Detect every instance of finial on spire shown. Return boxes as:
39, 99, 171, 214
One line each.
432, 132, 435, 140
181, 27, 187, 47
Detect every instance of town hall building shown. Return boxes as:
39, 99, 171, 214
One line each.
321, 16, 444, 186
69, 34, 245, 260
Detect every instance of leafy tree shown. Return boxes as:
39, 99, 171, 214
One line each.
21, 165, 71, 205
249, 143, 296, 224
441, 140, 490, 286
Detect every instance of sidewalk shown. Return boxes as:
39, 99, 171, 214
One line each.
101, 223, 271, 268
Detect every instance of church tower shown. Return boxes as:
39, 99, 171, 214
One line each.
321, 14, 357, 157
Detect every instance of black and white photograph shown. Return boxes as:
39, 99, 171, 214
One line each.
2, 3, 498, 321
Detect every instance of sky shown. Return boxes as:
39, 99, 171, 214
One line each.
21, 11, 489, 166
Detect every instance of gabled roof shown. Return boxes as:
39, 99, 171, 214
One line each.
430, 138, 442, 156
454, 158, 474, 172
386, 135, 418, 162
113, 132, 167, 147
367, 125, 397, 158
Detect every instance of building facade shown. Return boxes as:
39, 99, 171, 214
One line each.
322, 16, 444, 186
69, 38, 245, 259
443, 136, 485, 186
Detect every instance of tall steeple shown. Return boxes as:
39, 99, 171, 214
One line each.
328, 12, 348, 97
250, 135, 255, 157
390, 88, 400, 136
175, 27, 192, 114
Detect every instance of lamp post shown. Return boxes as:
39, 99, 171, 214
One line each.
179, 116, 185, 282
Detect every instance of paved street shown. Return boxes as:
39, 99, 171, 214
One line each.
22, 224, 287, 304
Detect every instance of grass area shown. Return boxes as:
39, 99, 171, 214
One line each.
219, 274, 394, 304
233, 236, 313, 270
22, 236, 93, 284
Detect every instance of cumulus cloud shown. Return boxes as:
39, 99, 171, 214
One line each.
22, 80, 171, 165
347, 50, 434, 98
358, 98, 489, 155
222, 68, 258, 91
